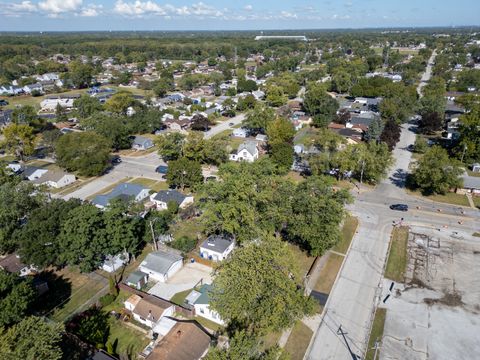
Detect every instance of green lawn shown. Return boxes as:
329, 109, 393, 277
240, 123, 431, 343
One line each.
472, 196, 480, 209
333, 215, 358, 254
171, 217, 205, 241
293, 127, 319, 146
287, 244, 316, 278
193, 316, 223, 332
262, 331, 283, 350
284, 321, 314, 360
408, 190, 471, 207
384, 227, 409, 282
365, 308, 387, 360
128, 177, 169, 192
313, 253, 344, 294
107, 317, 149, 358
42, 268, 107, 323
170, 288, 193, 306
2, 88, 89, 110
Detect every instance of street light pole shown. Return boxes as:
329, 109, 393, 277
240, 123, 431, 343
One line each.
336, 325, 360, 360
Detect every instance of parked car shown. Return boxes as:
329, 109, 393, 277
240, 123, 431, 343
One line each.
155, 165, 168, 174
390, 204, 408, 212
0, 100, 9, 106
229, 122, 234, 126
111, 156, 122, 164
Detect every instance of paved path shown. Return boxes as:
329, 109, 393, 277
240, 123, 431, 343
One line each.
204, 113, 246, 139
417, 50, 437, 97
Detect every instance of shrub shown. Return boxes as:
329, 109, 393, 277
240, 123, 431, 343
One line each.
169, 236, 196, 254
99, 294, 116, 307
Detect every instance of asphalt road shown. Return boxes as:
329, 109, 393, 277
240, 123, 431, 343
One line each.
62, 152, 166, 200
306, 122, 478, 360
417, 49, 437, 97
204, 113, 246, 139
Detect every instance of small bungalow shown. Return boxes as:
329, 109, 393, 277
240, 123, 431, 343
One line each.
150, 190, 194, 210
186, 284, 224, 325
92, 183, 150, 209
32, 169, 76, 188
139, 250, 183, 282
0, 254, 36, 277
23, 166, 48, 181
148, 321, 211, 360
101, 252, 129, 273
132, 136, 154, 151
125, 294, 174, 328
126, 270, 149, 290
23, 83, 43, 94
232, 128, 248, 138
199, 235, 235, 262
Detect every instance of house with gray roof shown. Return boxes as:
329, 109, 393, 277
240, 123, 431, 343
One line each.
199, 235, 235, 262
229, 141, 259, 162
139, 250, 183, 282
92, 182, 150, 209
31, 169, 76, 188
459, 174, 480, 196
149, 190, 194, 210
132, 136, 154, 151
23, 166, 48, 181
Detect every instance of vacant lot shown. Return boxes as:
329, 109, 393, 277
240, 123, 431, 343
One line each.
380, 226, 480, 360
38, 268, 107, 323
384, 226, 409, 282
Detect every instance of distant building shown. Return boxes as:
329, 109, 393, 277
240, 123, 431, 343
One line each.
186, 284, 224, 325
124, 294, 174, 328
132, 136, 154, 151
149, 190, 194, 210
255, 35, 308, 41
229, 141, 259, 162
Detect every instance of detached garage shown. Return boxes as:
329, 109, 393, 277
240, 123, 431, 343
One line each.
139, 250, 183, 282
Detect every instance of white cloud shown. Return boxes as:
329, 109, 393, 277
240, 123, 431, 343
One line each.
114, 0, 167, 16
79, 4, 102, 17
279, 11, 297, 19
38, 0, 83, 14
11, 1, 37, 12
244, 4, 252, 11
113, 0, 223, 18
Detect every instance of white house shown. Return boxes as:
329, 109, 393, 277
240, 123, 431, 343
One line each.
23, 83, 43, 94
6, 162, 22, 173
101, 252, 129, 273
232, 128, 248, 138
139, 250, 183, 283
124, 294, 175, 328
149, 190, 194, 210
229, 141, 259, 162
0, 85, 23, 95
185, 284, 224, 325
23, 166, 48, 181
32, 169, 76, 188
199, 235, 235, 262
40, 97, 76, 111
0, 254, 37, 277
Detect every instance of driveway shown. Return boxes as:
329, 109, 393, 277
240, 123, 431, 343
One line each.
147, 262, 213, 300
204, 113, 246, 139
62, 152, 166, 200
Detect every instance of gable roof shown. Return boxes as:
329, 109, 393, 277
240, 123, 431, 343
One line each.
140, 250, 183, 275
132, 294, 172, 322
32, 169, 73, 184
126, 270, 148, 284
149, 321, 211, 360
133, 135, 152, 147
237, 141, 258, 156
200, 235, 233, 254
193, 284, 214, 305
0, 254, 27, 273
153, 190, 186, 205
92, 182, 149, 207
23, 166, 45, 178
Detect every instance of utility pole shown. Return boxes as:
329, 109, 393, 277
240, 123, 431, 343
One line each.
337, 325, 360, 360
149, 220, 158, 251
360, 159, 366, 184
460, 143, 467, 163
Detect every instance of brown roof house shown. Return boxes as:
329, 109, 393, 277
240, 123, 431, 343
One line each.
149, 321, 211, 360
124, 294, 174, 328
0, 254, 36, 277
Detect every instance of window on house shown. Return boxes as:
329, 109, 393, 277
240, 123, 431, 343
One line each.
200, 308, 205, 314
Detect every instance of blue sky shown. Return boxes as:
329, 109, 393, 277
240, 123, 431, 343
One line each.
0, 0, 478, 31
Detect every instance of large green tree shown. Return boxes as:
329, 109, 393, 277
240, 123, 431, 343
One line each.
0, 316, 64, 360
55, 131, 112, 176
0, 270, 36, 327
1, 124, 36, 161
244, 104, 276, 134
155, 132, 186, 161
303, 84, 339, 127
81, 113, 132, 150
287, 177, 350, 256
210, 237, 316, 334
73, 94, 103, 119
166, 158, 203, 190
412, 146, 463, 195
